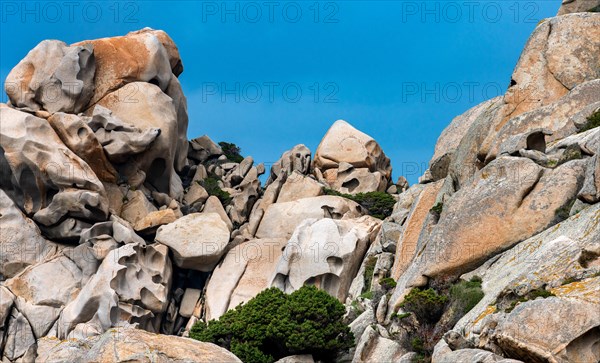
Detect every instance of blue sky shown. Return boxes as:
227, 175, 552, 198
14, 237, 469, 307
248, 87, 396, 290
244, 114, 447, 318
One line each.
1, 1, 560, 184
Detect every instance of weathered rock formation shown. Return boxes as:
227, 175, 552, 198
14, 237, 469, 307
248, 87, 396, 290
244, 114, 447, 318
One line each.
1, 4, 599, 362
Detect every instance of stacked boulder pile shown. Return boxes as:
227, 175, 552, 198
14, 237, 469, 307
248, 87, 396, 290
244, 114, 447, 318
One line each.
0, 28, 399, 362
1, 1, 600, 362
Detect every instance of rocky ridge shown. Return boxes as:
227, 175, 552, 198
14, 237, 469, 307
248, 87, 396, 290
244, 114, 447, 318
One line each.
1, 1, 599, 362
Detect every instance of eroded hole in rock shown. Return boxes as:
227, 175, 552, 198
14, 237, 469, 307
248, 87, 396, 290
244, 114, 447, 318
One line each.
18, 168, 42, 210
578, 247, 600, 268
271, 273, 287, 290
77, 127, 87, 139
326, 256, 344, 275
322, 205, 342, 219
342, 178, 360, 193
526, 132, 547, 153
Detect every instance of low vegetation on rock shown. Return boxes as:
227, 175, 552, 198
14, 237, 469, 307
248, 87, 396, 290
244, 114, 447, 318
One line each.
400, 287, 449, 324
362, 256, 378, 293
324, 189, 396, 219
448, 276, 485, 315
504, 287, 555, 313
379, 277, 397, 290
218, 141, 244, 163
430, 202, 444, 215
579, 109, 600, 133
398, 277, 485, 361
190, 286, 353, 363
199, 175, 232, 206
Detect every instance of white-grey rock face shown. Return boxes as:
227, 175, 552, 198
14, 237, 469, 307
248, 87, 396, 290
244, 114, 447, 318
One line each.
58, 242, 171, 339
96, 82, 185, 197
204, 238, 287, 321
267, 144, 312, 184
255, 196, 364, 240
276, 172, 323, 203
0, 105, 109, 229
155, 213, 230, 271
0, 190, 58, 280
85, 105, 161, 164
4, 40, 95, 114
430, 204, 600, 363
314, 120, 392, 192
271, 216, 381, 301
352, 325, 407, 363
188, 135, 223, 163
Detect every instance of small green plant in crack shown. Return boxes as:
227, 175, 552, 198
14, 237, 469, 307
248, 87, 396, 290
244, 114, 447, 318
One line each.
505, 288, 555, 313
449, 277, 485, 315
199, 175, 232, 206
359, 291, 374, 300
411, 337, 425, 353
561, 277, 579, 286
557, 144, 583, 166
350, 300, 364, 315
391, 312, 411, 320
380, 277, 397, 290
362, 256, 378, 294
579, 109, 600, 133
430, 202, 443, 215
555, 199, 576, 221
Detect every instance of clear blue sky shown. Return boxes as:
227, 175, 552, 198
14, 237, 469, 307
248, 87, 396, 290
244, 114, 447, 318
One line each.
1, 1, 559, 184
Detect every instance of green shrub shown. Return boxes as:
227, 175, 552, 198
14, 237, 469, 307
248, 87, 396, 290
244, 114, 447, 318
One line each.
449, 277, 484, 314
362, 256, 378, 294
380, 277, 397, 290
324, 189, 396, 220
359, 291, 374, 300
351, 192, 397, 219
218, 141, 244, 163
199, 175, 232, 206
268, 286, 354, 361
190, 286, 353, 363
391, 312, 411, 320
579, 109, 600, 133
411, 337, 425, 354
400, 288, 448, 324
430, 202, 443, 215
350, 299, 364, 314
